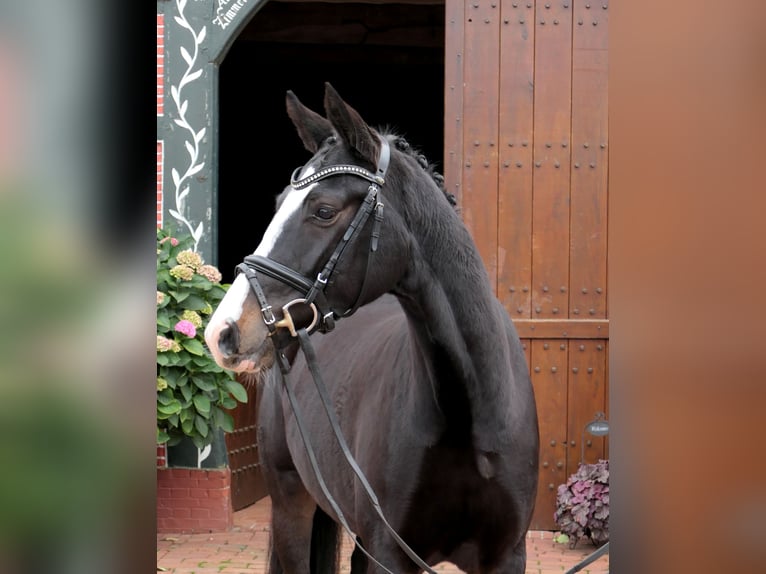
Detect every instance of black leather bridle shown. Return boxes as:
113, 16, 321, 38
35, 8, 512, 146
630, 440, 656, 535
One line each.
234, 137, 437, 574
235, 137, 389, 371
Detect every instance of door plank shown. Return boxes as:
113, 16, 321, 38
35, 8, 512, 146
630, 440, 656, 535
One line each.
566, 340, 607, 478
498, 0, 535, 319
531, 2, 573, 318
461, 1, 501, 287
569, 11, 608, 320
444, 0, 465, 207
529, 339, 569, 530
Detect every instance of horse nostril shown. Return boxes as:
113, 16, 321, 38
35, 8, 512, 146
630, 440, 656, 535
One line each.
218, 319, 240, 357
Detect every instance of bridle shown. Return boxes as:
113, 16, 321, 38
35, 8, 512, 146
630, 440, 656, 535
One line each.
233, 136, 438, 574
235, 136, 390, 372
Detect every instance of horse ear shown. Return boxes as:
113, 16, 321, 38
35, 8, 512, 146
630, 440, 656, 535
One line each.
323, 82, 380, 166
286, 90, 334, 153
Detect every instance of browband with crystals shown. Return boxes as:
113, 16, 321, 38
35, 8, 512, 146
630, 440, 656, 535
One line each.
290, 164, 385, 190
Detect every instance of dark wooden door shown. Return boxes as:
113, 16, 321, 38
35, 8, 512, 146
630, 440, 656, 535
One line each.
445, 0, 609, 530
224, 378, 268, 510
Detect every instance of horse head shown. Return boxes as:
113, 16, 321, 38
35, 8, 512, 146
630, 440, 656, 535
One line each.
205, 83, 414, 374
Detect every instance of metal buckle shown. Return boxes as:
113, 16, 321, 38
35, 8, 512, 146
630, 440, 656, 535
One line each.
273, 299, 319, 337
261, 305, 276, 325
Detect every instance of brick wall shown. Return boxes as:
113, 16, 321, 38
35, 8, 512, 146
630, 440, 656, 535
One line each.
157, 468, 234, 533
157, 14, 164, 117
157, 444, 167, 468
157, 140, 164, 228
157, 14, 164, 229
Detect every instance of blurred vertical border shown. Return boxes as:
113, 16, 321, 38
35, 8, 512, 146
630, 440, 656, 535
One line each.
611, 1, 766, 573
0, 1, 156, 573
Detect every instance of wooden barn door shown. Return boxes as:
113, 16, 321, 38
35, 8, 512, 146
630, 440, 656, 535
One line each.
224, 378, 268, 510
445, 0, 609, 530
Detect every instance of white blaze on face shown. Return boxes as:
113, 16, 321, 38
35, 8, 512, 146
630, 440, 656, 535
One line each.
205, 166, 317, 357
204, 273, 250, 345
255, 166, 317, 257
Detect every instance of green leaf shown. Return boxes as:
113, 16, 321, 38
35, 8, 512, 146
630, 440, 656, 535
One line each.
192, 375, 216, 392
156, 353, 171, 366
221, 395, 237, 410
179, 384, 192, 402
157, 428, 170, 444
224, 380, 248, 403
157, 401, 182, 415
179, 406, 193, 423
190, 276, 212, 290
157, 390, 175, 405
181, 416, 194, 435
182, 338, 205, 356
169, 290, 190, 303
193, 394, 211, 415
156, 310, 171, 330
194, 415, 209, 438
221, 412, 235, 433
180, 294, 207, 311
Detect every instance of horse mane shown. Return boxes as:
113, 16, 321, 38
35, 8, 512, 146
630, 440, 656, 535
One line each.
378, 129, 458, 210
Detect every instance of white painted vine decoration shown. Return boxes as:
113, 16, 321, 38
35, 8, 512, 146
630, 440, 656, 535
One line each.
169, 0, 207, 250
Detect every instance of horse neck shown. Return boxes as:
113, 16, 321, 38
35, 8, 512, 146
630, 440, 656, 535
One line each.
393, 190, 517, 452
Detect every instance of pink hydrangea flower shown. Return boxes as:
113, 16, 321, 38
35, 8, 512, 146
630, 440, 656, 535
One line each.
174, 320, 197, 338
157, 335, 174, 352
198, 264, 222, 283
160, 236, 179, 246
181, 310, 203, 329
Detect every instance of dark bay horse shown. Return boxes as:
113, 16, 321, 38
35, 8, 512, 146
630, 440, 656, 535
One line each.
204, 84, 539, 574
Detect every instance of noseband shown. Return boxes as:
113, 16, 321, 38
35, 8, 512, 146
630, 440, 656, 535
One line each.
235, 136, 390, 369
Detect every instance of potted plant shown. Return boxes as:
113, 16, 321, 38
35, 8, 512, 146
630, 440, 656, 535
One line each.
554, 459, 609, 548
156, 228, 247, 449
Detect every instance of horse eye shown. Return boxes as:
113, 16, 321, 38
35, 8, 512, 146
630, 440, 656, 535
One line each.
314, 206, 337, 221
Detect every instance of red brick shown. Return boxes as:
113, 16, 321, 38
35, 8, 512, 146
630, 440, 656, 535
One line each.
166, 498, 197, 510
201, 476, 228, 489
166, 468, 191, 480
191, 508, 210, 519
170, 478, 202, 489
172, 507, 191, 519
170, 488, 190, 499
207, 488, 229, 499
189, 488, 210, 499
157, 507, 172, 518
196, 498, 230, 511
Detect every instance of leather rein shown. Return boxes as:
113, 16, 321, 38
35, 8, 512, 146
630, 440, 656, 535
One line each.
235, 138, 437, 574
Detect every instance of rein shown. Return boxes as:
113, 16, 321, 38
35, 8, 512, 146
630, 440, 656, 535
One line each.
237, 138, 437, 574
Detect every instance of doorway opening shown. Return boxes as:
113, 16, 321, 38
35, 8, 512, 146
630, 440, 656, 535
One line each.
217, 1, 445, 280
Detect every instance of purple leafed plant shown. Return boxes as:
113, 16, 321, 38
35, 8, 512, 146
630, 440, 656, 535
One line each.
554, 459, 609, 548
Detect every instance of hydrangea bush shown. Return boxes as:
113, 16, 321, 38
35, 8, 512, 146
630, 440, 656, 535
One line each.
156, 228, 247, 448
554, 459, 609, 548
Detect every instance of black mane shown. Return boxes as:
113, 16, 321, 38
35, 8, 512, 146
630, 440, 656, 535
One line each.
383, 132, 457, 208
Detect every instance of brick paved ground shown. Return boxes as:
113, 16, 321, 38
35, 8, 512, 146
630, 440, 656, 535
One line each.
157, 497, 609, 574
